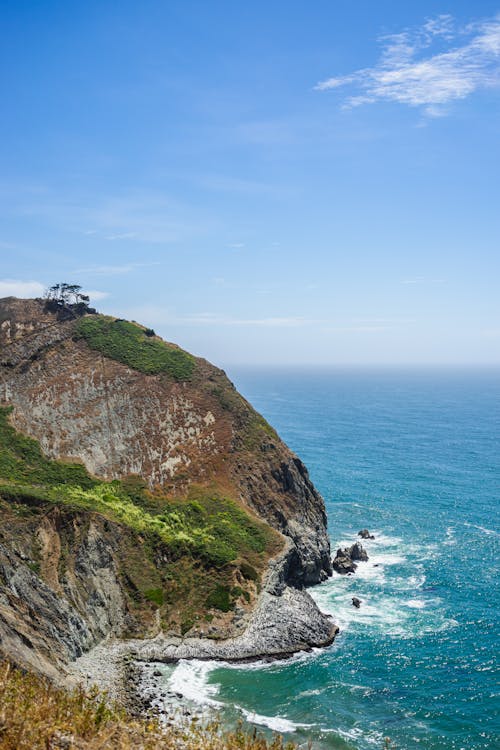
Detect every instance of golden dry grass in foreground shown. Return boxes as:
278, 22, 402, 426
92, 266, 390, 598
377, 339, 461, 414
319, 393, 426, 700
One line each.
0, 661, 296, 750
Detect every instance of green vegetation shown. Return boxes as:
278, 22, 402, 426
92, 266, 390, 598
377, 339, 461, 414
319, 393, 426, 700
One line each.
74, 315, 195, 380
240, 561, 259, 581
0, 405, 280, 630
0, 407, 96, 488
242, 413, 278, 451
0, 660, 297, 750
144, 588, 164, 607
206, 584, 232, 612
0, 478, 272, 569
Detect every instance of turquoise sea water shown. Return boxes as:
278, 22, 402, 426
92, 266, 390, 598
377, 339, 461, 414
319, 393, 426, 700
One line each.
157, 369, 500, 750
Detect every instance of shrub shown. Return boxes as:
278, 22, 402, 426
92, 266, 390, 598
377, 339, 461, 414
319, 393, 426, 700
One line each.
240, 562, 259, 581
144, 588, 164, 606
206, 584, 232, 612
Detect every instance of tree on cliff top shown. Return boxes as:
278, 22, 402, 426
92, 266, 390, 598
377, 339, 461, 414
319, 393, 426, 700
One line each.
44, 283, 90, 306
43, 283, 93, 317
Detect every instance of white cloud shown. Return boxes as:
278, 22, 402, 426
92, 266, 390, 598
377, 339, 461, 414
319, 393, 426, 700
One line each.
74, 262, 160, 276
116, 305, 312, 328
0, 279, 45, 298
315, 13, 500, 115
0, 185, 216, 245
85, 290, 109, 301
177, 313, 307, 327
104, 232, 138, 241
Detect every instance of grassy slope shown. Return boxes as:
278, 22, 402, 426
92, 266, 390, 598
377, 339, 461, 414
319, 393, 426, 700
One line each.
73, 315, 195, 379
0, 660, 296, 750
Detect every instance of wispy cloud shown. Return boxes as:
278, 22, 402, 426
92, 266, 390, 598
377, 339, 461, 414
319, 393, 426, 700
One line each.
401, 277, 445, 285
315, 13, 500, 116
0, 279, 45, 298
0, 184, 216, 244
116, 305, 312, 328
85, 290, 109, 301
103, 232, 138, 241
184, 314, 306, 327
321, 325, 396, 334
74, 262, 161, 276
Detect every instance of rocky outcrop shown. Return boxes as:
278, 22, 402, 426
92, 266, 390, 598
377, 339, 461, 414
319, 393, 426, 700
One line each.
332, 548, 357, 575
0, 502, 149, 680
135, 542, 338, 663
349, 541, 368, 562
1, 508, 336, 679
332, 541, 368, 574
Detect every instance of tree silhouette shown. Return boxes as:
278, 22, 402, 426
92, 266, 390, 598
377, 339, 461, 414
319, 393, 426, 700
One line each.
43, 283, 92, 318
45, 283, 90, 306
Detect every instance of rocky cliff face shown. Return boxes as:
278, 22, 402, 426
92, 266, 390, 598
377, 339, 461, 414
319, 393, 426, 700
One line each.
0, 296, 334, 678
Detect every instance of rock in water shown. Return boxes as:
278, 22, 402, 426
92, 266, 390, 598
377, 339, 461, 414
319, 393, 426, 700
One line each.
348, 542, 368, 562
332, 539, 368, 574
352, 597, 362, 609
358, 529, 375, 539
332, 548, 357, 575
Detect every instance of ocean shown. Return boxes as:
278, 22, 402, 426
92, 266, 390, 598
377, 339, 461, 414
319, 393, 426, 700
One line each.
152, 368, 500, 750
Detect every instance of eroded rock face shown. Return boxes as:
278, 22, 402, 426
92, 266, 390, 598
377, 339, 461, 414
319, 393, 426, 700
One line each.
0, 509, 130, 681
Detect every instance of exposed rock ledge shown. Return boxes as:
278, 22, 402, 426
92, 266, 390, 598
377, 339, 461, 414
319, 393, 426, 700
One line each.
68, 544, 337, 697
135, 547, 337, 663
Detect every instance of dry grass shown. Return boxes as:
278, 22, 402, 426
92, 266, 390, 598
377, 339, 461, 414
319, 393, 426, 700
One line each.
0, 661, 296, 750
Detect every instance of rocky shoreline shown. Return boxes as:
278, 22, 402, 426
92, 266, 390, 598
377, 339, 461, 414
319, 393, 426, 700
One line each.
68, 531, 380, 715
67, 541, 338, 712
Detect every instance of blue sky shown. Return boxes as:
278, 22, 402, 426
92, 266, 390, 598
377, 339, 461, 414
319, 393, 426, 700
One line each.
1, 1, 499, 366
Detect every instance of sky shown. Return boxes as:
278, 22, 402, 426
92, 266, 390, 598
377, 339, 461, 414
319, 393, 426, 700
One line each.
1, 0, 499, 367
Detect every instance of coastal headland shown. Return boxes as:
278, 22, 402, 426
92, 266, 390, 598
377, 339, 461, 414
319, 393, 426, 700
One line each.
0, 295, 337, 699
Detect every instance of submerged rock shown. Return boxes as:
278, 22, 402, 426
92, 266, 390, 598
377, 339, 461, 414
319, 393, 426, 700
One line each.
358, 529, 375, 540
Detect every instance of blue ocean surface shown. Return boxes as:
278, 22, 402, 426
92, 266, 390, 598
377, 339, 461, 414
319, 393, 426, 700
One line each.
156, 368, 500, 749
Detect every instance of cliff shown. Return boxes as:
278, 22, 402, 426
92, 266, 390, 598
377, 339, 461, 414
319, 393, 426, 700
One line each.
0, 296, 335, 680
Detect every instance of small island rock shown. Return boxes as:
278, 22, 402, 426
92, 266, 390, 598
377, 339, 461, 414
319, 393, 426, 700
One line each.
332, 548, 357, 575
358, 529, 375, 540
352, 597, 362, 609
348, 542, 369, 562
